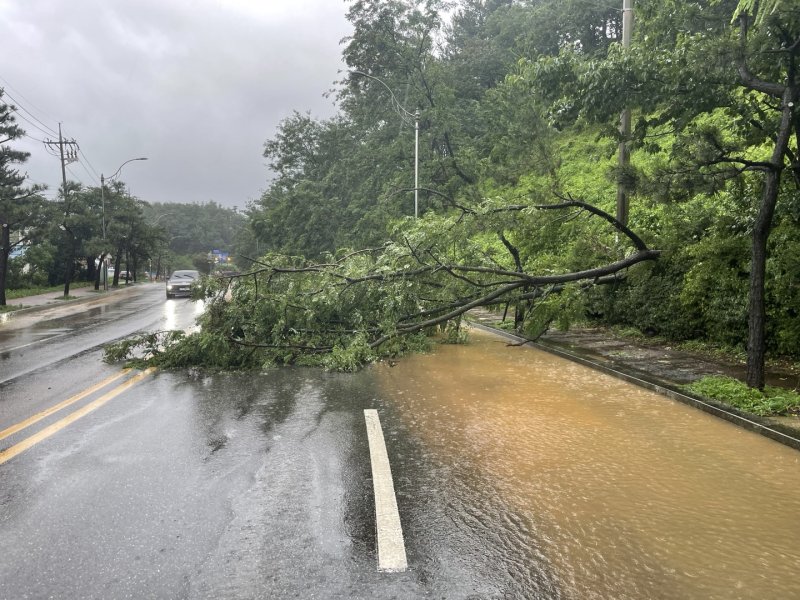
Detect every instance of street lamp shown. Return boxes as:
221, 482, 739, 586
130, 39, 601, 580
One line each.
98, 157, 147, 290
350, 71, 420, 218
101, 157, 148, 240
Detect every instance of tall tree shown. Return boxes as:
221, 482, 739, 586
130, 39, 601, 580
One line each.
0, 90, 46, 305
513, 0, 800, 388
732, 1, 800, 388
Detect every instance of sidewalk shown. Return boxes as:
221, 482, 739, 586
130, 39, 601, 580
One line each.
2, 282, 144, 321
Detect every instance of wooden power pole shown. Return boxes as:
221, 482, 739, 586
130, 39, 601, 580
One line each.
44, 124, 79, 297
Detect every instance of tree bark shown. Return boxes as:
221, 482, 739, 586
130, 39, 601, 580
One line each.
113, 245, 123, 287
62, 230, 74, 298
745, 89, 794, 389
0, 223, 9, 306
737, 15, 798, 389
94, 251, 107, 290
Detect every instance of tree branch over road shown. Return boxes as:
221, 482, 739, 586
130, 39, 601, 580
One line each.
106, 194, 660, 371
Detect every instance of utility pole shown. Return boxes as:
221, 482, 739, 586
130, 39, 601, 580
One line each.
44, 124, 79, 297
414, 109, 419, 219
616, 0, 633, 227
44, 124, 79, 204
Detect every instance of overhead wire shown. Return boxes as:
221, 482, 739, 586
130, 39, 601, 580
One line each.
78, 159, 100, 186
0, 76, 100, 189
66, 165, 86, 187
22, 132, 48, 144
10, 108, 57, 139
77, 145, 101, 182
0, 76, 60, 136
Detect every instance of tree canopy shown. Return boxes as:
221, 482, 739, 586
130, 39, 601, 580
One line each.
0, 90, 51, 305
109, 0, 800, 388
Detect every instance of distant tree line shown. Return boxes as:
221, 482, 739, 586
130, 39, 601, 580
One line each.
0, 98, 247, 302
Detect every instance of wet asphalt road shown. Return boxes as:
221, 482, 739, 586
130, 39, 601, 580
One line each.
0, 286, 546, 599
5, 286, 796, 599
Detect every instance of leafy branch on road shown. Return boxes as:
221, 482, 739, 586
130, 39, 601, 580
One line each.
104, 196, 660, 371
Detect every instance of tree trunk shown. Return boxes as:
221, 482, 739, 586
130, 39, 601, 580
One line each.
86, 255, 96, 284
62, 249, 73, 298
0, 223, 9, 306
94, 251, 107, 291
745, 90, 794, 389
113, 245, 123, 287
745, 180, 774, 390
62, 232, 74, 298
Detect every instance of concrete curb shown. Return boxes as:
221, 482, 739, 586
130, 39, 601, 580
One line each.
469, 321, 800, 452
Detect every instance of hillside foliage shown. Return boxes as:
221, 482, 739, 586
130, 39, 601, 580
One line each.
109, 0, 800, 386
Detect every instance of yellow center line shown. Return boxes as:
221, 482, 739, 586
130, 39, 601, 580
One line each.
0, 369, 131, 442
0, 367, 157, 466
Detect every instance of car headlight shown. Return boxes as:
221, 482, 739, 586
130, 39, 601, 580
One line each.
167, 284, 173, 290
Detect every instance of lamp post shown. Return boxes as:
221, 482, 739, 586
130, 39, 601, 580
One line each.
350, 71, 420, 218
98, 157, 147, 290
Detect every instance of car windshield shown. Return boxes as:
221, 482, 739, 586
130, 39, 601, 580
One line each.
170, 270, 200, 279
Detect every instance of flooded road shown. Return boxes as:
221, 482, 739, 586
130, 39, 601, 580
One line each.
3, 292, 799, 598
375, 329, 800, 599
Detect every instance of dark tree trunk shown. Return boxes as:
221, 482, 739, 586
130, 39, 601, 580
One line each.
0, 223, 9, 306
86, 255, 96, 283
745, 90, 794, 389
113, 245, 123, 287
62, 231, 74, 298
736, 17, 798, 389
94, 251, 107, 291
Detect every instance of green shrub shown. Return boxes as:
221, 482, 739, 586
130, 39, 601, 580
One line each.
685, 376, 800, 416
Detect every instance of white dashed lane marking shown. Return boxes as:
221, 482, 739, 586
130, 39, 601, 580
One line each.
363, 409, 408, 572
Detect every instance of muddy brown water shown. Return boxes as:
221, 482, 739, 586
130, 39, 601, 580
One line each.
375, 329, 800, 599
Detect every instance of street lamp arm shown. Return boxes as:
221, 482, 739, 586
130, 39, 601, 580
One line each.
100, 156, 148, 245
108, 157, 148, 182
153, 212, 174, 226
350, 70, 417, 123
349, 70, 420, 218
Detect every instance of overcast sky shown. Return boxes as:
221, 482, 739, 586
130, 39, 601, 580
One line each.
1, 0, 353, 210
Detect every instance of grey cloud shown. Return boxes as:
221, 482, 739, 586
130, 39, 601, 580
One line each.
2, 0, 351, 207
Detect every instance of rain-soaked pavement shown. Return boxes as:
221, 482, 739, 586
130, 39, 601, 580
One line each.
1, 287, 799, 599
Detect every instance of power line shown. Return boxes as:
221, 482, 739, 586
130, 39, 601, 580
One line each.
66, 164, 87, 186
23, 132, 48, 144
0, 76, 60, 136
77, 145, 102, 181
57, 127, 102, 186
78, 158, 100, 186
10, 108, 57, 139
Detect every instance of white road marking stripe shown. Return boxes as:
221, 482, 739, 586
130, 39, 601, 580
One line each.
4, 331, 71, 354
363, 409, 408, 572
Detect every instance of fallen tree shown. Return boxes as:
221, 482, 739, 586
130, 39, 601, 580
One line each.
105, 196, 660, 371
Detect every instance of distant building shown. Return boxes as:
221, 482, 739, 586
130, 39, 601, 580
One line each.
8, 230, 30, 259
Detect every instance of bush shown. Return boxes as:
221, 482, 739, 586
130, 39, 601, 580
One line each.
686, 376, 800, 417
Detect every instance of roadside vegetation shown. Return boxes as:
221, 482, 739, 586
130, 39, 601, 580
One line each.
10, 1, 800, 395
687, 376, 800, 417
5, 281, 92, 300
